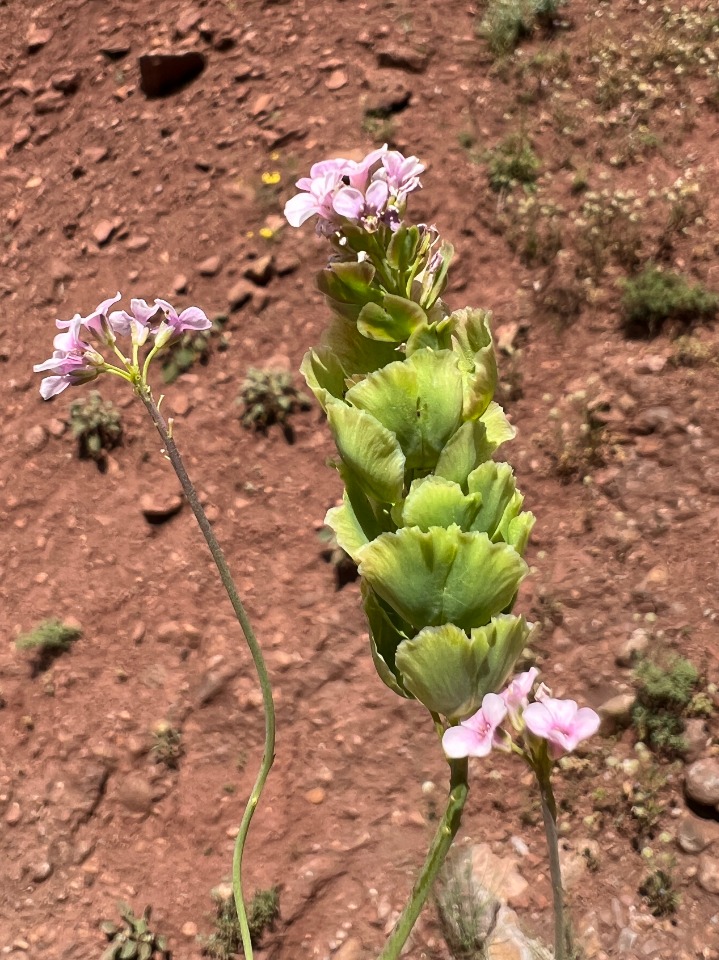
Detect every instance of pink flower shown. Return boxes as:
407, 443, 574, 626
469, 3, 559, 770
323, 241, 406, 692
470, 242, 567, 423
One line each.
501, 668, 539, 715
34, 315, 104, 399
109, 298, 160, 346
285, 168, 347, 228
376, 151, 425, 200
153, 298, 211, 348
442, 693, 508, 759
524, 697, 600, 758
56, 293, 122, 345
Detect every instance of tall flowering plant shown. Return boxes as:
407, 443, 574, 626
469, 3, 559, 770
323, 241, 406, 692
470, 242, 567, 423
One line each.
34, 145, 599, 960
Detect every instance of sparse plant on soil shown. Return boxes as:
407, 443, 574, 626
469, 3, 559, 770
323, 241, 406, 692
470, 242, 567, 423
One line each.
622, 765, 668, 848
363, 113, 397, 145
100, 903, 171, 960
551, 391, 607, 481
69, 391, 123, 462
478, 0, 565, 57
204, 888, 279, 959
435, 856, 498, 959
237, 368, 311, 436
487, 131, 540, 192
151, 721, 183, 770
160, 314, 229, 384
621, 266, 718, 337
639, 866, 680, 917
670, 334, 719, 368
16, 619, 82, 674
35, 147, 602, 960
632, 656, 704, 758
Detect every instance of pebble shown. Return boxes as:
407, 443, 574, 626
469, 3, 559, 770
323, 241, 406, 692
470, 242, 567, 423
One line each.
116, 774, 156, 814
305, 787, 326, 805
198, 255, 222, 276
685, 758, 719, 809
29, 860, 53, 883
24, 424, 48, 452
698, 854, 719, 894
325, 69, 348, 90
597, 693, 636, 736
181, 921, 198, 938
332, 938, 363, 960
677, 815, 715, 854
6, 802, 22, 825
376, 43, 430, 73
244, 254, 274, 286
615, 628, 649, 667
27, 24, 53, 52
126, 235, 150, 252
681, 718, 709, 764
138, 51, 207, 98
93, 219, 117, 246
140, 491, 184, 522
228, 279, 253, 310
172, 273, 189, 294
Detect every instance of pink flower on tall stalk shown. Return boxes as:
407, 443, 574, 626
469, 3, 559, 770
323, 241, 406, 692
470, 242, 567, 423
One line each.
109, 298, 160, 346
55, 292, 122, 345
34, 315, 105, 399
442, 693, 508, 759
501, 667, 539, 716
153, 299, 211, 348
524, 697, 600, 758
376, 151, 425, 201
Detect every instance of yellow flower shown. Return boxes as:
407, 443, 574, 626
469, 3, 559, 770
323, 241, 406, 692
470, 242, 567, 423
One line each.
259, 227, 274, 240
261, 171, 281, 186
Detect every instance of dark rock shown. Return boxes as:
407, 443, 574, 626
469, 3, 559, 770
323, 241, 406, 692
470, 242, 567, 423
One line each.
228, 279, 253, 311
140, 491, 184, 522
27, 24, 53, 53
138, 51, 206, 98
100, 40, 131, 60
51, 71, 81, 94
33, 90, 66, 115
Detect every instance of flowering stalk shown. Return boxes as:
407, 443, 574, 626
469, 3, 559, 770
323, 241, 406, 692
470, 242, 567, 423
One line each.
34, 295, 274, 960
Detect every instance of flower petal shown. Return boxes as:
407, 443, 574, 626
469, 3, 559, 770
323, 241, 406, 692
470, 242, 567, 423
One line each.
443, 725, 493, 759
524, 701, 553, 739
332, 186, 366, 220
284, 192, 319, 227
39, 375, 70, 399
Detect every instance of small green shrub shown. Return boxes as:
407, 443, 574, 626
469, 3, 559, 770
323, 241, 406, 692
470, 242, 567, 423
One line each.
639, 868, 679, 917
487, 133, 540, 192
100, 903, 171, 960
435, 857, 498, 958
620, 266, 718, 337
632, 656, 702, 757
69, 391, 123, 461
670, 334, 718, 368
151, 722, 183, 770
238, 368, 311, 436
204, 887, 280, 959
16, 619, 82, 674
478, 0, 565, 55
160, 315, 229, 384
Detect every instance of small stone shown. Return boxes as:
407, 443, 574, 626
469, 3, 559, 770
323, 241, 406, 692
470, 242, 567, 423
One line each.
597, 693, 636, 736
677, 816, 715, 854
6, 802, 21, 825
85, 146, 109, 163
156, 620, 201, 648
332, 938, 364, 960
126, 235, 150, 252
181, 921, 198, 938
140, 491, 184, 522
685, 759, 719, 809
27, 24, 53, 53
33, 90, 66, 115
175, 9, 202, 37
100, 39, 131, 60
116, 775, 156, 814
51, 71, 81, 94
172, 273, 189, 294
305, 787, 326, 805
376, 44, 430, 73
698, 854, 719, 894
469, 843, 529, 910
228, 279, 253, 310
615, 628, 650, 667
93, 219, 117, 246
198, 255, 222, 276
24, 424, 48, 452
276, 254, 300, 276
244, 254, 274, 286
30, 860, 53, 882
325, 69, 347, 91
635, 355, 667, 374
250, 92, 274, 117
130, 622, 146, 644
138, 51, 206, 98
681, 717, 709, 764
13, 125, 32, 148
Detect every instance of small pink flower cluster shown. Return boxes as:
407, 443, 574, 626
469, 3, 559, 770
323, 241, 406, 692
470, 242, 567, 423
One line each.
443, 669, 600, 761
34, 294, 210, 399
284, 145, 424, 233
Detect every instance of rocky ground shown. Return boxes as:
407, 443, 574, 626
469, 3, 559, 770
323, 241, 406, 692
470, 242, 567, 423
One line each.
1, 0, 719, 958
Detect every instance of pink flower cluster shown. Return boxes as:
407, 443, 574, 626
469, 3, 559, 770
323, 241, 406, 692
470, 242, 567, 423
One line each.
34, 294, 210, 399
442, 669, 600, 761
284, 145, 424, 233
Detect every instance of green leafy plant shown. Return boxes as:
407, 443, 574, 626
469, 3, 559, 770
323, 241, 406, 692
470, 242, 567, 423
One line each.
487, 132, 540, 192
632, 656, 702, 757
100, 903, 171, 960
16, 619, 82, 674
69, 391, 123, 462
670, 335, 718, 368
238, 368, 311, 436
478, 0, 565, 56
160, 315, 229, 384
151, 721, 183, 770
204, 888, 280, 959
435, 856, 498, 958
639, 867, 679, 917
620, 266, 718, 337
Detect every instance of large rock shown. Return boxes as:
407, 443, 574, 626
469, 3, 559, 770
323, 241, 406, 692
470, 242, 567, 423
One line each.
685, 759, 719, 809
139, 51, 206, 97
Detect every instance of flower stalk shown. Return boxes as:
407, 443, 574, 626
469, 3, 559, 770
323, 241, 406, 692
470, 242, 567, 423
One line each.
137, 388, 275, 960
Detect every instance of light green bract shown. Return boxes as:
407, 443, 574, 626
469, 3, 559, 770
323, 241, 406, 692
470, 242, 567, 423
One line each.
304, 222, 534, 722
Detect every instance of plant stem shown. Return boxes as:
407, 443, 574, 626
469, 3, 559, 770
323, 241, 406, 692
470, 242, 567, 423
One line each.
377, 758, 469, 960
138, 388, 275, 960
537, 771, 568, 960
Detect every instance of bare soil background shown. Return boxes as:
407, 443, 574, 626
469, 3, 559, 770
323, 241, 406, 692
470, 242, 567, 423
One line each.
1, 1, 719, 958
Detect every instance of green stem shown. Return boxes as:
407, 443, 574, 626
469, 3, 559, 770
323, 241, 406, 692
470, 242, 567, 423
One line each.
138, 388, 275, 960
377, 758, 469, 960
536, 769, 568, 960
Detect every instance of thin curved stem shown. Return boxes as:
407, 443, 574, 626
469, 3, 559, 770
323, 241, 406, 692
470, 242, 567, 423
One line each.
536, 769, 569, 960
138, 388, 275, 960
377, 758, 469, 960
